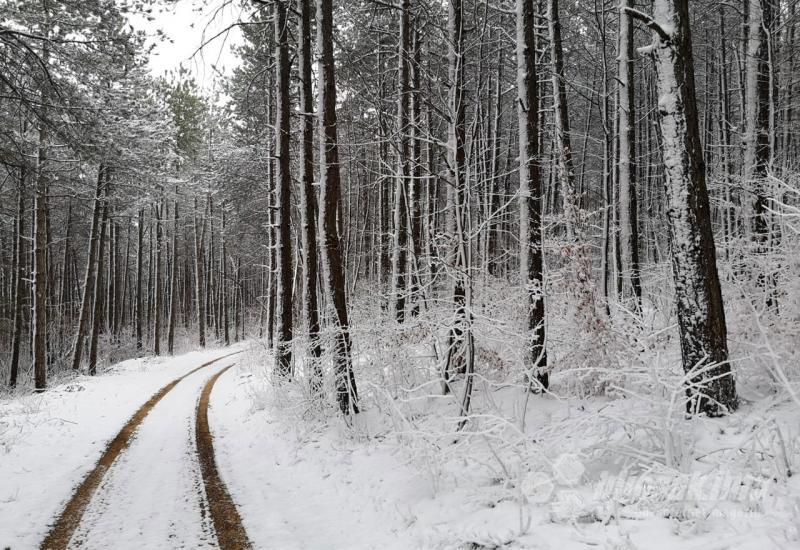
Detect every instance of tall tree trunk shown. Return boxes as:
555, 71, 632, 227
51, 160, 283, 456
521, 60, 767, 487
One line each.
718, 9, 736, 256
33, 98, 49, 391
782, 2, 796, 169
274, 0, 294, 375
234, 260, 241, 342
390, 0, 411, 323
71, 167, 105, 372
167, 199, 179, 354
377, 39, 391, 294
644, 0, 738, 415
118, 221, 131, 339
108, 220, 117, 335
31, 18, 52, 391
59, 199, 73, 349
617, 0, 643, 311
409, 30, 424, 316
153, 200, 163, 355
221, 202, 230, 346
89, 199, 110, 376
598, 6, 613, 315
316, 0, 359, 414
207, 198, 217, 339
135, 208, 144, 349
743, 0, 776, 305
146, 224, 153, 339
9, 173, 26, 387
548, 0, 580, 241
442, 0, 469, 391
193, 197, 206, 348
265, 92, 276, 350
517, 0, 548, 390
487, 49, 504, 277
298, 0, 322, 391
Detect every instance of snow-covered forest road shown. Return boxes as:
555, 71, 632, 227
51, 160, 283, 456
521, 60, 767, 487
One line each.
42, 352, 246, 549
1, 349, 250, 549
1, 347, 419, 550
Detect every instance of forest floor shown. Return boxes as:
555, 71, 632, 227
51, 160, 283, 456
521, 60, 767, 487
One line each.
1, 336, 799, 549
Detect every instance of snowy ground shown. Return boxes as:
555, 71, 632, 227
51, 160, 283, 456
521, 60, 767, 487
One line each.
210, 364, 427, 549
215, 347, 800, 550
2, 338, 799, 549
0, 346, 242, 549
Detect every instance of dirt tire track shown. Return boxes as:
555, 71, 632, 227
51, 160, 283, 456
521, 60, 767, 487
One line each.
40, 351, 242, 550
195, 365, 252, 550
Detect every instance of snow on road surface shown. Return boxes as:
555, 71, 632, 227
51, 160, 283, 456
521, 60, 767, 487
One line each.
0, 346, 243, 549
1, 345, 426, 550
67, 360, 236, 549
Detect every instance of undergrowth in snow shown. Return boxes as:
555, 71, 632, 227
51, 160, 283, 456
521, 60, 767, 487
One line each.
1, 230, 798, 549
233, 250, 800, 549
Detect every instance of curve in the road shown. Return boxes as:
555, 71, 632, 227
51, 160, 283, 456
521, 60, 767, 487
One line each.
40, 350, 242, 550
195, 365, 252, 550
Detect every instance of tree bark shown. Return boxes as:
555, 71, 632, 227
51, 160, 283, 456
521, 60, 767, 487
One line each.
487, 49, 504, 277
649, 0, 737, 415
221, 202, 230, 346
718, 9, 736, 256
317, 0, 359, 414
743, 0, 776, 305
167, 199, 180, 354
135, 208, 144, 349
442, 0, 469, 391
517, 0, 548, 390
298, 0, 322, 392
71, 167, 106, 372
390, 0, 411, 323
33, 99, 49, 391
617, 0, 643, 311
193, 197, 206, 348
88, 199, 109, 376
274, 0, 294, 376
153, 200, 163, 355
409, 29, 424, 316
9, 172, 26, 387
548, 0, 580, 241
598, 7, 613, 315
118, 221, 131, 339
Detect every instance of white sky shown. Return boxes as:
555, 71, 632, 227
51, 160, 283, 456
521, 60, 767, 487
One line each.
129, 0, 245, 90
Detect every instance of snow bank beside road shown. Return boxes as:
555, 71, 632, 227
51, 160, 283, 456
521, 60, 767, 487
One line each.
214, 344, 800, 550
210, 362, 430, 549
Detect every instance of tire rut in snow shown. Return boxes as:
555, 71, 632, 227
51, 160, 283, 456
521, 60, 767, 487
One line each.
195, 365, 252, 550
40, 351, 242, 550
